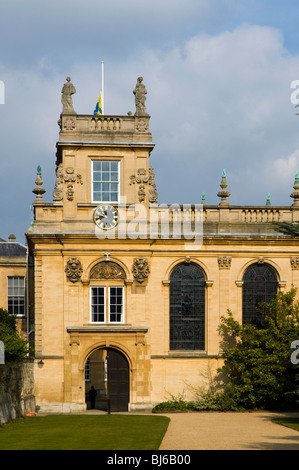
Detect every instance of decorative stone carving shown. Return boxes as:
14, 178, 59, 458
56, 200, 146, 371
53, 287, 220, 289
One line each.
65, 257, 83, 283
291, 171, 299, 208
90, 261, 126, 280
53, 164, 83, 202
53, 164, 64, 201
66, 183, 74, 201
133, 77, 149, 116
129, 166, 158, 203
257, 256, 265, 264
61, 77, 76, 114
63, 118, 76, 130
291, 257, 299, 269
138, 185, 146, 202
132, 258, 150, 284
136, 120, 149, 133
217, 169, 230, 206
218, 256, 232, 269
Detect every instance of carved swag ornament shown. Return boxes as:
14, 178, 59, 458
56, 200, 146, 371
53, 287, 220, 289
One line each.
53, 164, 83, 201
65, 257, 83, 283
132, 258, 150, 284
129, 166, 158, 203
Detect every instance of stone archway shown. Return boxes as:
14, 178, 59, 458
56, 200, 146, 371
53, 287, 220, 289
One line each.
85, 347, 130, 412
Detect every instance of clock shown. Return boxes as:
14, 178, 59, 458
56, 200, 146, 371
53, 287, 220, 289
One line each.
93, 204, 119, 230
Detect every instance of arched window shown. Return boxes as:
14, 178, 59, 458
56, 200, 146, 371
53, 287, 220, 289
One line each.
242, 263, 278, 328
169, 263, 205, 350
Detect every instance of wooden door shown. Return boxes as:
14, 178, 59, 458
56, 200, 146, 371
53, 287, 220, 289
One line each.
106, 348, 129, 412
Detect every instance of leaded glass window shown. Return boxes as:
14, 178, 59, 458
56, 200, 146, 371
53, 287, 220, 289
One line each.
242, 263, 278, 328
169, 263, 205, 350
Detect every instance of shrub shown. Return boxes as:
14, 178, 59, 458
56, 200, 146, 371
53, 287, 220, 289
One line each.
0, 308, 28, 362
218, 288, 299, 410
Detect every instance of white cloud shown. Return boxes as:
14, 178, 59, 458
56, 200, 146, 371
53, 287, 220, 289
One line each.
273, 149, 299, 183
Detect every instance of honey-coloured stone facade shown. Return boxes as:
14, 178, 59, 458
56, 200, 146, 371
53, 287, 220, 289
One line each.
26, 77, 299, 412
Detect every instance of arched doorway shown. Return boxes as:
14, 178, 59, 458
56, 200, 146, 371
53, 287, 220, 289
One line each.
85, 347, 130, 412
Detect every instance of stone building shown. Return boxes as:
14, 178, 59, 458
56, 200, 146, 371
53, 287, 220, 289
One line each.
25, 77, 299, 413
0, 235, 27, 337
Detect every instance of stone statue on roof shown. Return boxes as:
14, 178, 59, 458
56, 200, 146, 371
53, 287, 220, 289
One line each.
61, 77, 76, 114
133, 77, 149, 116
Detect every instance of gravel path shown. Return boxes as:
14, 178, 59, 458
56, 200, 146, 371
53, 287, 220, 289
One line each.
159, 411, 299, 450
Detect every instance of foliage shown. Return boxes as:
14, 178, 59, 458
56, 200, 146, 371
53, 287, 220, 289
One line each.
218, 288, 299, 410
0, 308, 28, 362
152, 392, 194, 413
272, 221, 299, 237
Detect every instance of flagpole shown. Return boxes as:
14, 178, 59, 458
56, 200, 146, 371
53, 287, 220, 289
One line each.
101, 61, 104, 115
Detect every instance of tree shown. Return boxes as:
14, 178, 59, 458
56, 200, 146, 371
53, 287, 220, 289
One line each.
272, 221, 299, 237
218, 288, 299, 409
0, 308, 28, 362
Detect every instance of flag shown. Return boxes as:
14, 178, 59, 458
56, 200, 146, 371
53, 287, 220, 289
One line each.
93, 92, 102, 115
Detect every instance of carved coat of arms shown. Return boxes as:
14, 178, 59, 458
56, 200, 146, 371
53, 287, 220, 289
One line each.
132, 258, 150, 283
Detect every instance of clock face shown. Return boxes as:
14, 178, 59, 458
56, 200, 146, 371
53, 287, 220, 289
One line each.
93, 204, 119, 230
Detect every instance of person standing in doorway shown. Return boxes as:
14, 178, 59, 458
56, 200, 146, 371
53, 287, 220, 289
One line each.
89, 386, 97, 409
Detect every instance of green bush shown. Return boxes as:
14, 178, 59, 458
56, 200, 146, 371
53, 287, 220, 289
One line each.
218, 288, 299, 410
0, 308, 28, 362
152, 393, 193, 413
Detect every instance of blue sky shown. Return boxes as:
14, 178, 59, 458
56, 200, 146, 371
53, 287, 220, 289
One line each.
1, 0, 299, 243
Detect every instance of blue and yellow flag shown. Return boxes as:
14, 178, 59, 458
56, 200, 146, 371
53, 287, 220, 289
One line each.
93, 92, 102, 115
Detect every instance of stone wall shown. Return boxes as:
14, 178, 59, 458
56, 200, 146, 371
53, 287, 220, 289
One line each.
0, 360, 35, 424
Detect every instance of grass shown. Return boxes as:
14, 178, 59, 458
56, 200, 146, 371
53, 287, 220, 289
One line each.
0, 414, 170, 450
272, 418, 299, 432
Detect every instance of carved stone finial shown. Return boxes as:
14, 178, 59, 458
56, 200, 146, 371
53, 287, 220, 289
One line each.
32, 166, 46, 204
217, 169, 230, 206
65, 257, 83, 283
61, 77, 76, 115
291, 170, 299, 208
132, 258, 150, 283
133, 77, 149, 117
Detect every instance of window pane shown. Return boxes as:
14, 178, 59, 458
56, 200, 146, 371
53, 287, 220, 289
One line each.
93, 161, 102, 171
91, 287, 105, 322
110, 162, 118, 171
109, 287, 123, 323
102, 161, 109, 171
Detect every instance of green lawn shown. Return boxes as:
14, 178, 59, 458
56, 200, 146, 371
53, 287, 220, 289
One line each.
0, 414, 170, 450
272, 418, 299, 432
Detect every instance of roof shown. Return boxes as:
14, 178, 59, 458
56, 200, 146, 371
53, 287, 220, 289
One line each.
0, 242, 27, 257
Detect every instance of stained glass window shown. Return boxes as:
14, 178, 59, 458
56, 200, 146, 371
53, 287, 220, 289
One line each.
242, 263, 278, 328
169, 263, 205, 350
